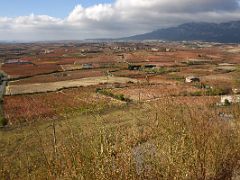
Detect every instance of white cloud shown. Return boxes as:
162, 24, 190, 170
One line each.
67, 4, 115, 24
67, 5, 84, 22
85, 4, 114, 21
0, 0, 240, 41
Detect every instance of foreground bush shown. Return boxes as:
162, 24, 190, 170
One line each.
0, 115, 7, 127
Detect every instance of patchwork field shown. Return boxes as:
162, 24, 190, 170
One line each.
2, 63, 62, 79
3, 86, 125, 125
1, 42, 240, 123
1, 42, 240, 179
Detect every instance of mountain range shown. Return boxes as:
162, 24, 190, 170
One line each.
122, 21, 240, 43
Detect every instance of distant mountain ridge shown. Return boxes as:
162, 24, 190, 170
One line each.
122, 21, 240, 43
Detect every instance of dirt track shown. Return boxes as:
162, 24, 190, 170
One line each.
6, 76, 138, 95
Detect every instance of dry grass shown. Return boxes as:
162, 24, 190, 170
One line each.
111, 83, 202, 101
0, 99, 240, 179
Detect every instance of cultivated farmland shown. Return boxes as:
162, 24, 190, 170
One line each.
1, 41, 240, 179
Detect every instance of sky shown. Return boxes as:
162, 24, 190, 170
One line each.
0, 0, 240, 41
0, 1, 113, 18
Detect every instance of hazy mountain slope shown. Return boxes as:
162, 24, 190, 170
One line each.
124, 21, 240, 43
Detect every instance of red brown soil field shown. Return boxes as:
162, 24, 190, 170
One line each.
3, 87, 122, 125
149, 50, 222, 63
124, 52, 148, 63
2, 63, 61, 78
27, 54, 120, 66
10, 70, 105, 85
111, 83, 200, 101
173, 65, 217, 77
36, 58, 76, 65
124, 49, 223, 64
112, 70, 147, 79
73, 55, 120, 64
221, 54, 240, 64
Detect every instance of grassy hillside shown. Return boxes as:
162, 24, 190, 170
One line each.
1, 99, 240, 179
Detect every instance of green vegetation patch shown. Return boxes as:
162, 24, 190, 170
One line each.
0, 115, 7, 127
167, 74, 185, 82
144, 67, 180, 74
187, 87, 231, 97
96, 88, 131, 102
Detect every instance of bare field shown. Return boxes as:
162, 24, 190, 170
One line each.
6, 76, 138, 95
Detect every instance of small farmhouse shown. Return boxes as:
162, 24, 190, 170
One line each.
151, 48, 159, 52
44, 49, 54, 54
128, 64, 142, 70
185, 76, 200, 83
221, 95, 240, 105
